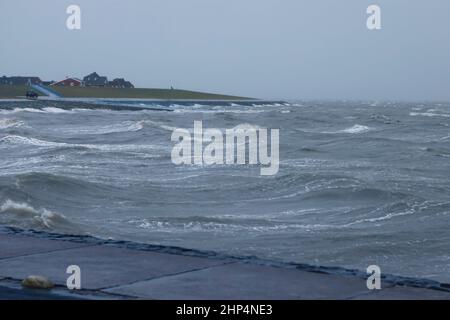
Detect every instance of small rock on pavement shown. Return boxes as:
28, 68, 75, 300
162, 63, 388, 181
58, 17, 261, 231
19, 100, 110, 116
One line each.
22, 276, 54, 289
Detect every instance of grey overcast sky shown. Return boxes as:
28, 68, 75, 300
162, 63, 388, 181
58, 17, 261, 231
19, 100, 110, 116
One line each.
1, 0, 449, 100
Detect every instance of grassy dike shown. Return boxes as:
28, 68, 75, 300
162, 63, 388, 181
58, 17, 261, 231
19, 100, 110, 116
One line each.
0, 85, 45, 99
49, 86, 253, 100
0, 85, 254, 100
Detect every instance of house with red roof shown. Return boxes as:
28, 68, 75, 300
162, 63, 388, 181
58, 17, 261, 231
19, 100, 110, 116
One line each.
51, 77, 83, 87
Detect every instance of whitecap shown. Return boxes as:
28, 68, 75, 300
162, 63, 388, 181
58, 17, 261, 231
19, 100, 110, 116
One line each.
0, 108, 45, 114
62, 121, 144, 135
41, 107, 73, 114
340, 124, 371, 134
173, 109, 267, 114
0, 135, 162, 152
410, 112, 450, 118
0, 199, 81, 233
0, 118, 25, 129
142, 120, 178, 131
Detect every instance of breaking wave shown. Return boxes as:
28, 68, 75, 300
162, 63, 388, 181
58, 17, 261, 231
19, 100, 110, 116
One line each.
0, 200, 81, 233
0, 107, 85, 115
141, 120, 178, 131
0, 118, 25, 129
0, 108, 46, 114
0, 135, 162, 152
42, 107, 75, 113
62, 121, 145, 135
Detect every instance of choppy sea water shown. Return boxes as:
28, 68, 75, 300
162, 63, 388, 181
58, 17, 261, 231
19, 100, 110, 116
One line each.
0, 100, 449, 283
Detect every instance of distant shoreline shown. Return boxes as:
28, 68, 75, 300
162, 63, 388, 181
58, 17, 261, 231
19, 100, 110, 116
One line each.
0, 98, 288, 113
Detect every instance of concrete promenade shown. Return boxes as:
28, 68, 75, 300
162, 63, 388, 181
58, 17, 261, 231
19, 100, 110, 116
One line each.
0, 229, 449, 300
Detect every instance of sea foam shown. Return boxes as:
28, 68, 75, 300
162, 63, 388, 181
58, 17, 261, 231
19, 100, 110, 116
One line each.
0, 118, 25, 129
0, 135, 161, 152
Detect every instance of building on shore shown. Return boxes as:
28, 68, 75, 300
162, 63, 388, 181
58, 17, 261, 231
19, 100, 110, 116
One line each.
51, 77, 83, 87
108, 78, 134, 88
0, 76, 42, 85
83, 72, 108, 87
1, 73, 135, 89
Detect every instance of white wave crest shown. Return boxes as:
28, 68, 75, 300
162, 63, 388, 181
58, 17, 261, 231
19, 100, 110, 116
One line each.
0, 135, 161, 152
0, 107, 74, 115
410, 112, 450, 118
0, 118, 25, 129
340, 124, 371, 134
0, 199, 80, 233
0, 135, 65, 147
142, 120, 178, 131
0, 108, 45, 114
42, 107, 73, 114
173, 109, 268, 114
63, 121, 145, 135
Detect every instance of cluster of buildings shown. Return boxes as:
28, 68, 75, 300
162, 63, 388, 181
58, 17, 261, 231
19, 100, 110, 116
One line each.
0, 72, 134, 89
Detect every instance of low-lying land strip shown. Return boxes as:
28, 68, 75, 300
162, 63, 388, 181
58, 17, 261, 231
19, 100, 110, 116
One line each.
0, 84, 253, 100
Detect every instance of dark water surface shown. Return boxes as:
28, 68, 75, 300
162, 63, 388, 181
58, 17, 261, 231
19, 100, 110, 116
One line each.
1, 100, 449, 282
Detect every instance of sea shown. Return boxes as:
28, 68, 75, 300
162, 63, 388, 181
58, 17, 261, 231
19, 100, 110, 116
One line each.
0, 99, 449, 283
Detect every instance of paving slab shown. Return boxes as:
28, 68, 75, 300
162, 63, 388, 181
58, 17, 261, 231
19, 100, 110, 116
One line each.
0, 245, 227, 290
0, 233, 90, 259
105, 262, 379, 300
352, 286, 450, 300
